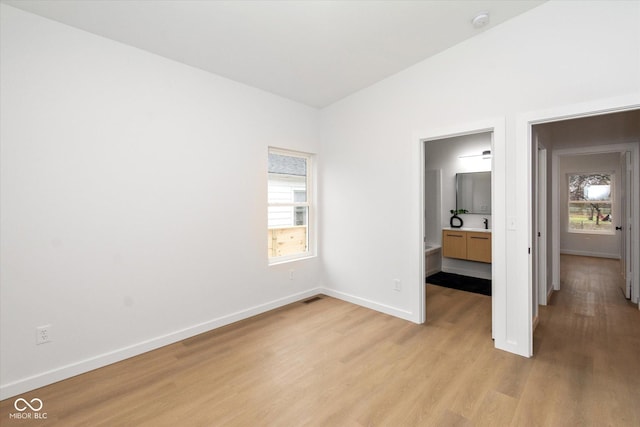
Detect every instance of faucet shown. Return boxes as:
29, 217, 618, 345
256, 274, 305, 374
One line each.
483, 218, 489, 230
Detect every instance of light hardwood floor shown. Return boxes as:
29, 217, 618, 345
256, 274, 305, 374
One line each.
2, 255, 639, 426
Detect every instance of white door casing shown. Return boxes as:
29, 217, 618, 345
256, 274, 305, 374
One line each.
520, 94, 640, 356
416, 118, 504, 347
537, 147, 548, 306
622, 151, 633, 299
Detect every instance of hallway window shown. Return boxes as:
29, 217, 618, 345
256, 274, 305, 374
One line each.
568, 172, 614, 234
268, 148, 313, 263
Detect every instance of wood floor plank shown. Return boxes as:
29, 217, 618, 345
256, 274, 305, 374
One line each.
2, 255, 639, 426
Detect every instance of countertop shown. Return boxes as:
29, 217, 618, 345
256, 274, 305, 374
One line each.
442, 227, 491, 233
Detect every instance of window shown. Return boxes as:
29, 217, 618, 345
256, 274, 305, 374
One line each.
268, 148, 313, 263
568, 172, 614, 234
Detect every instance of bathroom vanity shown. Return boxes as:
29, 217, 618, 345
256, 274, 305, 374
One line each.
442, 228, 491, 263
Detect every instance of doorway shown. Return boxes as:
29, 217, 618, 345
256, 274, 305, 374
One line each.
419, 122, 500, 343
529, 108, 640, 342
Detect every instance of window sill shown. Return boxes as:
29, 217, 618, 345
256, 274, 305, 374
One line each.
268, 254, 317, 266
567, 230, 615, 236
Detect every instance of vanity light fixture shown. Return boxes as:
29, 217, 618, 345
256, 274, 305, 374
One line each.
458, 149, 492, 159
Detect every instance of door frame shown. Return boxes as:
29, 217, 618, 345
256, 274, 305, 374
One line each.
552, 143, 639, 298
530, 142, 547, 330
536, 146, 548, 307
518, 95, 640, 341
623, 151, 633, 298
416, 117, 505, 344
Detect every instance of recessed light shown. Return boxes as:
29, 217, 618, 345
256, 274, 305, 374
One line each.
472, 12, 490, 29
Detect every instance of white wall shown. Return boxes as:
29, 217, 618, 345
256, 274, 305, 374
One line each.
423, 169, 441, 246
0, 5, 321, 398
559, 153, 621, 258
320, 0, 640, 356
425, 133, 492, 279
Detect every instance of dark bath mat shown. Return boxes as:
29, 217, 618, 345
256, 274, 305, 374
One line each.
426, 271, 491, 296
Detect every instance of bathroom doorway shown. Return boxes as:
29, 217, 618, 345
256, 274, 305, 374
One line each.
423, 133, 493, 278
419, 121, 501, 342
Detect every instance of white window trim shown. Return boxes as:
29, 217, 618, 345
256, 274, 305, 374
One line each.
567, 171, 615, 236
268, 147, 315, 264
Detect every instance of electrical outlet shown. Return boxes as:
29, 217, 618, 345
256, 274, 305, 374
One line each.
289, 269, 295, 280
36, 325, 52, 345
393, 279, 401, 292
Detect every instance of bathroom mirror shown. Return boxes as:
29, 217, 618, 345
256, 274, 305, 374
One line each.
456, 171, 491, 214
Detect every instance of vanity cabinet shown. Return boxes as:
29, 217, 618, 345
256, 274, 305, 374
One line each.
466, 232, 491, 263
442, 231, 467, 259
442, 230, 491, 263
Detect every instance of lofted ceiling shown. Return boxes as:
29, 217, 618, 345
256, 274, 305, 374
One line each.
2, 0, 546, 108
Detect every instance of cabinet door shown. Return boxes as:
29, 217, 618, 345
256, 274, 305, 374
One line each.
466, 232, 491, 263
442, 230, 467, 259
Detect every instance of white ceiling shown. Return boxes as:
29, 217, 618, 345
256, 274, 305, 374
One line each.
2, 0, 545, 108
535, 110, 640, 149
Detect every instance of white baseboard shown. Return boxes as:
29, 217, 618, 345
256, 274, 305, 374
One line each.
321, 288, 415, 323
2, 286, 418, 399
560, 249, 620, 259
426, 267, 441, 277
0, 288, 323, 400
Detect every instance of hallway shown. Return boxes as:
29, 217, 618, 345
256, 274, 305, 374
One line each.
524, 254, 640, 425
